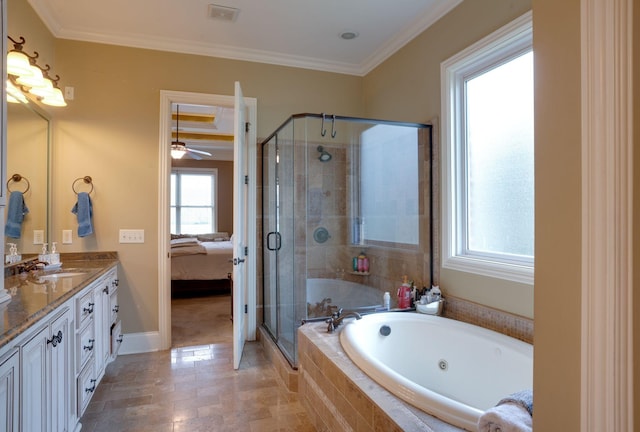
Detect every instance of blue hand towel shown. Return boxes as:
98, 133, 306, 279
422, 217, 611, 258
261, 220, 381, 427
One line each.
5, 191, 29, 238
71, 192, 93, 237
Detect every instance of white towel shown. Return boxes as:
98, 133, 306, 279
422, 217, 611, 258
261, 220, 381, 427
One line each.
477, 402, 532, 432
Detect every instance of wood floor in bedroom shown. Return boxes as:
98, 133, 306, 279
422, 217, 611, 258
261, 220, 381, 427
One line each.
79, 293, 315, 431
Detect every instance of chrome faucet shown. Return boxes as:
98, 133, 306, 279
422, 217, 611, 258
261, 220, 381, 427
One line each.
326, 310, 362, 333
17, 260, 48, 274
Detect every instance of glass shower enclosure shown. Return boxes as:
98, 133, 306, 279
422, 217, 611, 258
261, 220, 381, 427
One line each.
261, 113, 433, 367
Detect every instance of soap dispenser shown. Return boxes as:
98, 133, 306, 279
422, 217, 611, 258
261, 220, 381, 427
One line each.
38, 243, 48, 263
48, 242, 60, 265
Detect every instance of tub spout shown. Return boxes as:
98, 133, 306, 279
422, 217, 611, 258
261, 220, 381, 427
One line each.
326, 310, 361, 333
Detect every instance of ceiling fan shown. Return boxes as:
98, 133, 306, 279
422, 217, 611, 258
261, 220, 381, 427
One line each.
171, 104, 212, 160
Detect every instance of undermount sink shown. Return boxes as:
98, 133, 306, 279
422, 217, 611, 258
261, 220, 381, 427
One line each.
38, 272, 87, 280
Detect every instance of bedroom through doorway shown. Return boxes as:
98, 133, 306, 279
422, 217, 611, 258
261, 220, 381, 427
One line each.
169, 101, 236, 348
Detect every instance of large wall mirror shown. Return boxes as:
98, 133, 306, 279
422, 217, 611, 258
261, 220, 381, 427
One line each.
5, 100, 50, 256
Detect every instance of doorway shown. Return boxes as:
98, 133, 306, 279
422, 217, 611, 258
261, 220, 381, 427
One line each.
158, 90, 257, 358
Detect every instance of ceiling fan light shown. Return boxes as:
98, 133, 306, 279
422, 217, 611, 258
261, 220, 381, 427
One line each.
171, 143, 187, 159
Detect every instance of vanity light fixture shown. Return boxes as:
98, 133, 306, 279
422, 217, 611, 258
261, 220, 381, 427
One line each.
6, 35, 67, 107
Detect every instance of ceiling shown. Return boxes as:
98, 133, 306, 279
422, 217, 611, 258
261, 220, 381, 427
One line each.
26, 0, 462, 161
27, 0, 461, 76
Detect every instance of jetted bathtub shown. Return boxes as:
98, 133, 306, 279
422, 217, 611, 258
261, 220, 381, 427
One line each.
339, 312, 533, 431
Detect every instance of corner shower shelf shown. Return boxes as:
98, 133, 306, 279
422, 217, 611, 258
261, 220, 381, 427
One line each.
350, 271, 370, 276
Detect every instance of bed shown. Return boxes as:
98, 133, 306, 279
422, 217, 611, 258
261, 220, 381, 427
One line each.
170, 232, 233, 297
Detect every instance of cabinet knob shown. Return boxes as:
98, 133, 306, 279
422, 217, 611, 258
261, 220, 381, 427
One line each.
47, 330, 63, 347
83, 303, 95, 314
112, 279, 119, 287
116, 335, 124, 343
103, 286, 109, 294
85, 379, 97, 393
84, 338, 95, 351
113, 305, 119, 313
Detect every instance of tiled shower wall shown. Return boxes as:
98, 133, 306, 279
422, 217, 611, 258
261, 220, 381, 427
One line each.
305, 127, 434, 308
257, 123, 435, 324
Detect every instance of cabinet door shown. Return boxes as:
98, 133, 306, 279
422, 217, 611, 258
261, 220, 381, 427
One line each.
95, 277, 111, 377
50, 310, 71, 432
0, 349, 19, 432
21, 325, 48, 432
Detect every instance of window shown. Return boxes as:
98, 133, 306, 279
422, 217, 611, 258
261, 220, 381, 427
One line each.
171, 168, 218, 234
359, 124, 419, 247
441, 12, 534, 284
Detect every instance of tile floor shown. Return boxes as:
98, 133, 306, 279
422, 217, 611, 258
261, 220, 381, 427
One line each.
79, 293, 316, 431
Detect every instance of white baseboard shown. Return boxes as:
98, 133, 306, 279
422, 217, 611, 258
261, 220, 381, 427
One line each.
119, 331, 164, 355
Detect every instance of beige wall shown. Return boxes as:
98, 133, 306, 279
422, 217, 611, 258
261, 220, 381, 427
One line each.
532, 0, 582, 429
363, 0, 534, 319
47, 40, 364, 334
171, 159, 234, 235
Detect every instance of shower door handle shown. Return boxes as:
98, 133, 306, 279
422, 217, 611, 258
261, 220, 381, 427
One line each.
267, 232, 281, 251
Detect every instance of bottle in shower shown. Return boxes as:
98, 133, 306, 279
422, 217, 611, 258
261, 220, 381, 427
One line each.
383, 292, 390, 310
357, 251, 368, 273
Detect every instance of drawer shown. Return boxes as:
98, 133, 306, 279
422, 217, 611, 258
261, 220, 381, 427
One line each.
110, 320, 123, 359
76, 290, 95, 328
76, 319, 95, 371
109, 290, 119, 324
77, 361, 97, 416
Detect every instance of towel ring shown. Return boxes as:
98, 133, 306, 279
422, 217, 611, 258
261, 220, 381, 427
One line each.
6, 173, 30, 194
72, 176, 94, 195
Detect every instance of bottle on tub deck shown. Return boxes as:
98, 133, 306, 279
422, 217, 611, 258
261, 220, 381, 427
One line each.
383, 291, 391, 310
397, 275, 412, 309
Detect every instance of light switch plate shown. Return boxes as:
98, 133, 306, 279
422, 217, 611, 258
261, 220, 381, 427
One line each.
62, 230, 72, 244
33, 230, 44, 244
119, 229, 144, 243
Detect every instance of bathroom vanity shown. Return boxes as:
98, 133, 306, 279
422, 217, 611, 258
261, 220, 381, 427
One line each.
0, 253, 119, 432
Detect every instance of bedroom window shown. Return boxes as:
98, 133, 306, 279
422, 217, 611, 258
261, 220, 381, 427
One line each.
441, 12, 534, 284
171, 168, 218, 234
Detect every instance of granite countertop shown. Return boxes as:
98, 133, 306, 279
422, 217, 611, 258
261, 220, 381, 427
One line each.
0, 252, 119, 350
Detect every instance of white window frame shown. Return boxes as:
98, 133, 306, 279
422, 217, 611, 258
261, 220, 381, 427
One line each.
171, 167, 218, 234
441, 11, 533, 284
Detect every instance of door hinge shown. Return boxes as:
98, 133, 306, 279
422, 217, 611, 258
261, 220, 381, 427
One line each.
244, 246, 248, 256
245, 122, 250, 132
244, 175, 249, 185
244, 304, 248, 313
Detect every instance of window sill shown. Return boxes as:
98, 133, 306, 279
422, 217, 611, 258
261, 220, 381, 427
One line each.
442, 255, 533, 285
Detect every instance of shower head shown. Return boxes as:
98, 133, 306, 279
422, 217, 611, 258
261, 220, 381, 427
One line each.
317, 146, 332, 162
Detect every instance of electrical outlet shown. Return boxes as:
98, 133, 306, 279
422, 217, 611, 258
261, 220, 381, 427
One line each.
33, 230, 44, 244
64, 86, 74, 100
62, 230, 73, 244
119, 229, 144, 243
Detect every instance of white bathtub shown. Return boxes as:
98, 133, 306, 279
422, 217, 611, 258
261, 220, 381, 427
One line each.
339, 312, 533, 431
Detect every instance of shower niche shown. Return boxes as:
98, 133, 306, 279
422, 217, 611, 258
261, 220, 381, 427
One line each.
261, 113, 433, 366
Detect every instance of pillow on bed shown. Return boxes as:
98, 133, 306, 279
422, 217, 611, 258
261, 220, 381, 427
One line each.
196, 232, 230, 242
170, 237, 199, 246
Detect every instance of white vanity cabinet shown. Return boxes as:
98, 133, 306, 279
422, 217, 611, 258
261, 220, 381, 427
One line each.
0, 262, 119, 432
75, 267, 120, 417
0, 348, 19, 432
21, 305, 74, 432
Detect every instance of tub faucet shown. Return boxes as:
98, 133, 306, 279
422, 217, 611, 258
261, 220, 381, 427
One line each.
326, 310, 362, 333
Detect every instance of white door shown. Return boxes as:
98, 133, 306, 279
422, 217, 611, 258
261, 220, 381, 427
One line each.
232, 81, 247, 369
